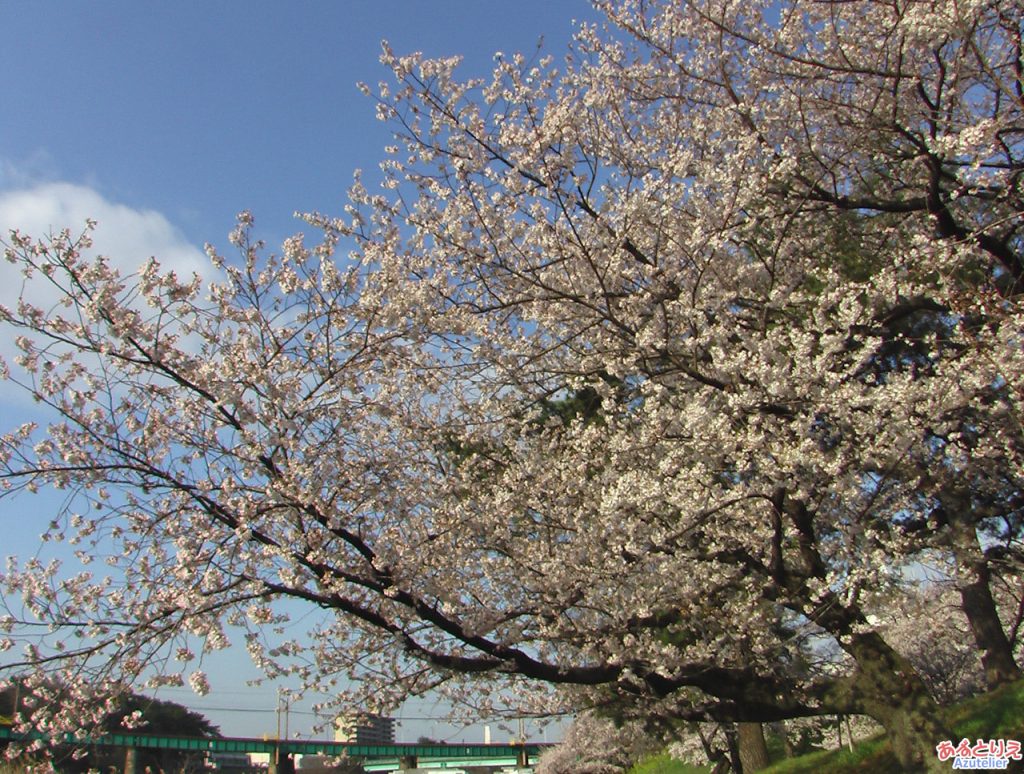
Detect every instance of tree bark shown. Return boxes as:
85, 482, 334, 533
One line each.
769, 721, 795, 758
737, 722, 770, 772
840, 631, 952, 772
958, 557, 1022, 687
945, 494, 1022, 687
724, 724, 743, 774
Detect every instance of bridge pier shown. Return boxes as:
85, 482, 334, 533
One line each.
516, 747, 529, 768
123, 746, 138, 774
398, 754, 418, 770
269, 749, 294, 774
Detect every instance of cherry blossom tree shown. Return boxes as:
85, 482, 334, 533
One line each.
1, 1, 1023, 770
535, 712, 655, 774
875, 581, 987, 705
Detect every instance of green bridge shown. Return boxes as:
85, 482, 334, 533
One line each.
0, 726, 548, 772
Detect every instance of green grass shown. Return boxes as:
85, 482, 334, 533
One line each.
760, 734, 895, 774
761, 680, 1024, 774
630, 751, 710, 774
945, 679, 1024, 740
628, 681, 1024, 774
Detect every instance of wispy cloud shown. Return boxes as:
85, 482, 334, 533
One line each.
0, 181, 210, 400
0, 181, 207, 278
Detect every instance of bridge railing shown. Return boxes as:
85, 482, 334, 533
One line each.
0, 726, 549, 760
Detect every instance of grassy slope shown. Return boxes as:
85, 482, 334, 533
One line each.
628, 680, 1024, 774
630, 752, 709, 774
763, 680, 1024, 773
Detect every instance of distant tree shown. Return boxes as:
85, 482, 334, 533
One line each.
536, 713, 655, 774
2, 1, 1024, 771
875, 581, 988, 705
298, 753, 365, 774
104, 691, 220, 737
0, 683, 218, 770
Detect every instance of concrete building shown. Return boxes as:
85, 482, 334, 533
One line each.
334, 713, 396, 745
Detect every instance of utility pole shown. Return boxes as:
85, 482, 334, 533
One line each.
274, 690, 283, 774
284, 693, 290, 740
272, 687, 294, 774
275, 689, 292, 738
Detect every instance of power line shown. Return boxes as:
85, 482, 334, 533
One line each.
194, 706, 516, 723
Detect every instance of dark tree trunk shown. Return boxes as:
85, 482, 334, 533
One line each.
840, 631, 952, 772
769, 721, 795, 758
946, 494, 1022, 687
772, 491, 952, 769
737, 722, 770, 771
959, 558, 1022, 687
724, 724, 743, 773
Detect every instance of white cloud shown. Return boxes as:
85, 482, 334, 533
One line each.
0, 182, 207, 279
0, 182, 210, 402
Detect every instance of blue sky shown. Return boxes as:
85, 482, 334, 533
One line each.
2, 1, 599, 245
0, 0, 600, 742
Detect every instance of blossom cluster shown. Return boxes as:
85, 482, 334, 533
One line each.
0, 1, 1022, 769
